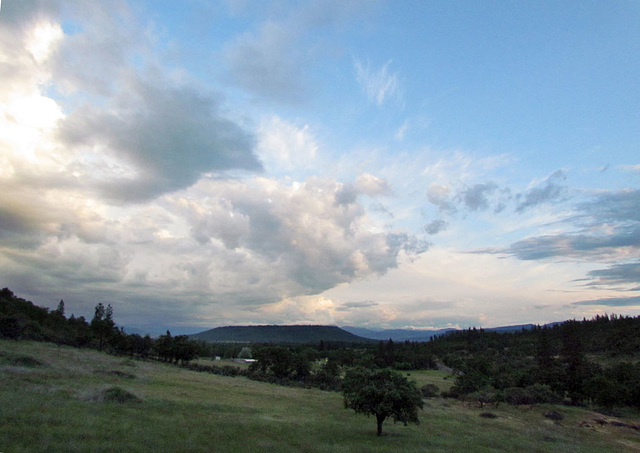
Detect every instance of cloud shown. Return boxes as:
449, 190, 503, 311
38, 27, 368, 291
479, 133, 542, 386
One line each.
459, 182, 498, 211
169, 176, 423, 298
424, 219, 447, 235
584, 261, 640, 290
257, 116, 317, 172
571, 296, 640, 307
223, 1, 378, 104
1, 1, 262, 204
354, 59, 400, 105
574, 188, 640, 225
516, 170, 567, 213
426, 184, 456, 213
223, 21, 306, 103
503, 188, 640, 261
504, 225, 640, 261
336, 301, 379, 312
355, 173, 392, 196
335, 174, 391, 206
57, 76, 261, 201
619, 164, 640, 174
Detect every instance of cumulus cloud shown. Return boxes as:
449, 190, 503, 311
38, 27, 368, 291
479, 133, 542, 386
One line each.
335, 174, 391, 206
168, 177, 423, 298
355, 173, 392, 196
354, 59, 400, 105
57, 76, 261, 201
1, 0, 262, 204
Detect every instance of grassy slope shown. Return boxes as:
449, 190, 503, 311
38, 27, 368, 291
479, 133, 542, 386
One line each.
1, 341, 639, 452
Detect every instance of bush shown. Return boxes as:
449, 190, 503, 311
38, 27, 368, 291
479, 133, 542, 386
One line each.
503, 384, 560, 405
420, 384, 440, 398
464, 387, 501, 407
98, 386, 142, 403
503, 387, 533, 405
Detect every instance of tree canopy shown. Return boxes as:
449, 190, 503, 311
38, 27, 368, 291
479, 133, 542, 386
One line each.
342, 367, 424, 436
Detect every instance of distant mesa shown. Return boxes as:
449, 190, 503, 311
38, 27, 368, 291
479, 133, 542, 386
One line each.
189, 325, 375, 344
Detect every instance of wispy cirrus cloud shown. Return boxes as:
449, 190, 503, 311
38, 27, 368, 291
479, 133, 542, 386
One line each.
354, 59, 400, 106
223, 0, 378, 104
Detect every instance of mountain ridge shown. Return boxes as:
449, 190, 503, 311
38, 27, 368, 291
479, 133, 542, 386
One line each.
188, 323, 554, 344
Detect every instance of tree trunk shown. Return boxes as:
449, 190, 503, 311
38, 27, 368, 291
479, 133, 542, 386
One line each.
376, 414, 386, 436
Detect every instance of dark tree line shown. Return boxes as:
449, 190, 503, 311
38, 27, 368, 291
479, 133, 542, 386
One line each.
0, 288, 203, 363
433, 317, 640, 408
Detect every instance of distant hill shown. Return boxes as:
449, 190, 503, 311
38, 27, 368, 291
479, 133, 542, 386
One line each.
343, 323, 545, 342
189, 325, 374, 344
341, 326, 456, 342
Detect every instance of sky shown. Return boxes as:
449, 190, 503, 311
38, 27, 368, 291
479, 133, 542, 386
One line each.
1, 0, 639, 335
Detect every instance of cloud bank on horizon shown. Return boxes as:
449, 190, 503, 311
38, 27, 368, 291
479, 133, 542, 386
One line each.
0, 0, 638, 334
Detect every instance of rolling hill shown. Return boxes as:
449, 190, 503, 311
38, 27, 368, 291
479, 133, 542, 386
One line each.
189, 325, 374, 344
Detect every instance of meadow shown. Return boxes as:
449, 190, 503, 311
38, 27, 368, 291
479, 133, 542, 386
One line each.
1, 340, 639, 452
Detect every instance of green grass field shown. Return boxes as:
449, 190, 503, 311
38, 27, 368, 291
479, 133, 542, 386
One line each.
1, 340, 639, 452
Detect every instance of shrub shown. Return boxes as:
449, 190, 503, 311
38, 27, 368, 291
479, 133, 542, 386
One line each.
503, 387, 533, 405
464, 387, 501, 407
503, 384, 560, 405
420, 384, 440, 398
100, 386, 142, 403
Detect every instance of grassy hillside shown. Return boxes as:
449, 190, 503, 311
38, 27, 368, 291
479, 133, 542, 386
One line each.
190, 325, 374, 344
2, 341, 639, 452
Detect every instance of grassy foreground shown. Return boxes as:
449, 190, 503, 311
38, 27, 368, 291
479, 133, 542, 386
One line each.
1, 341, 639, 452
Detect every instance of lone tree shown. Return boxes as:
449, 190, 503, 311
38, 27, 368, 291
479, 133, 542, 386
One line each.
342, 367, 424, 436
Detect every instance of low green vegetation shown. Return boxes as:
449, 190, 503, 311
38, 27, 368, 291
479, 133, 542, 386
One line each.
2, 340, 640, 452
